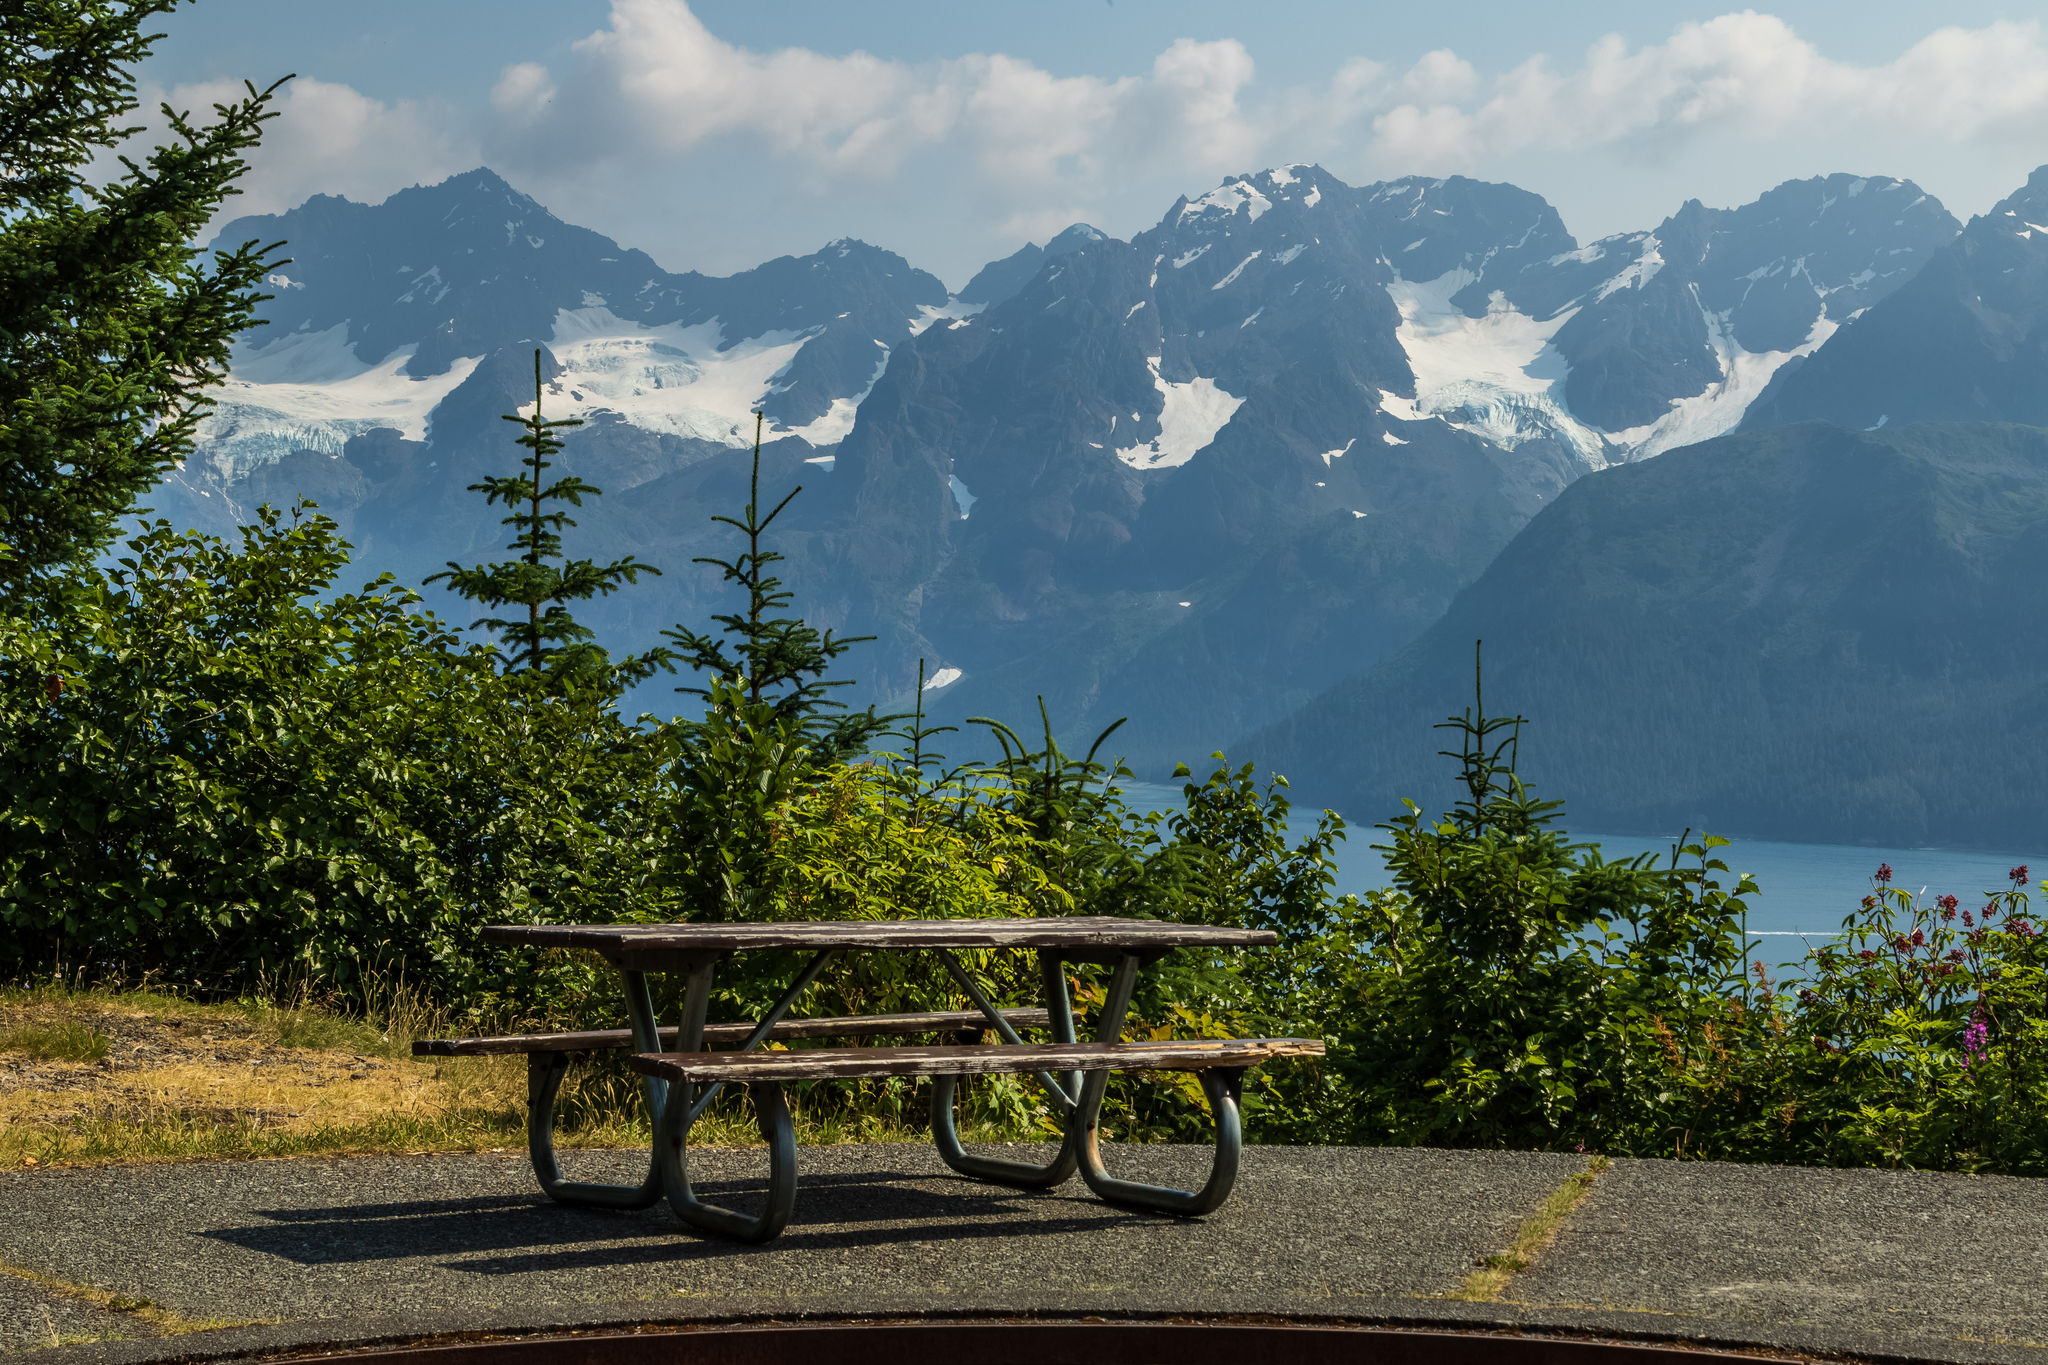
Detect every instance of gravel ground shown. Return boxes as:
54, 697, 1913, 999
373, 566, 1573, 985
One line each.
0, 1274, 154, 1354
1510, 1157, 2048, 1346
4, 1144, 2046, 1364
0, 1144, 1570, 1337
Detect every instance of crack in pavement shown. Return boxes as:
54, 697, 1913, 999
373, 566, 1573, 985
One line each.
1450, 1155, 1610, 1302
0, 1261, 265, 1343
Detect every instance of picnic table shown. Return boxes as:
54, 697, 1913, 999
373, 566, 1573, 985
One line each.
418, 916, 1323, 1243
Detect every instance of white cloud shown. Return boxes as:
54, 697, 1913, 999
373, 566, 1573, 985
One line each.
1354, 14, 2048, 174
496, 0, 1256, 200
117, 6, 2048, 287
491, 62, 557, 125
562, 0, 924, 168
1143, 38, 1262, 172
486, 4, 2048, 261
144, 77, 475, 226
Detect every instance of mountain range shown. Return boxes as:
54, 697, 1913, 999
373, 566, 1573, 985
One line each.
149, 158, 2048, 844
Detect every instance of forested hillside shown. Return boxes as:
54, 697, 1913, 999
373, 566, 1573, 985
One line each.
1245, 422, 2048, 849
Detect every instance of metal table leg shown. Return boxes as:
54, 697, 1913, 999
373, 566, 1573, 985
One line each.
653, 956, 815, 1243
1074, 1066, 1244, 1216
1068, 954, 1246, 1217
526, 968, 666, 1210
656, 1076, 798, 1244
930, 947, 1081, 1188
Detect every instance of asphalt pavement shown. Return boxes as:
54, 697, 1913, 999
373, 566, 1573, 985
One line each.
1, 1143, 2041, 1363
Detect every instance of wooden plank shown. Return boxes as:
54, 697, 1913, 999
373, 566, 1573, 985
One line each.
411, 1007, 1062, 1057
628, 1037, 1326, 1083
481, 916, 1278, 954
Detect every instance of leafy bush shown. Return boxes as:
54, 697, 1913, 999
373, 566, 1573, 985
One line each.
0, 505, 1087, 1034
1651, 864, 2048, 1173
1238, 669, 2048, 1173
0, 507, 665, 1010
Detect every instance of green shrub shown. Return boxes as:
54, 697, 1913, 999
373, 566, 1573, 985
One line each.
1237, 658, 2048, 1172
10, 500, 2043, 1170
0, 506, 665, 1012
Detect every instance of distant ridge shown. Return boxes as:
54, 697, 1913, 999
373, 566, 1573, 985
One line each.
1243, 421, 2048, 850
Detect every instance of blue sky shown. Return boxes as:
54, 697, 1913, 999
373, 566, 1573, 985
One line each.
140, 1, 2048, 286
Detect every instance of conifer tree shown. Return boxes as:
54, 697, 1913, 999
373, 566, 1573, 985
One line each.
664, 413, 887, 761
0, 1, 285, 585
428, 351, 664, 687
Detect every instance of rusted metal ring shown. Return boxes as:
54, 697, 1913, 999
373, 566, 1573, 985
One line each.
259, 1319, 1803, 1365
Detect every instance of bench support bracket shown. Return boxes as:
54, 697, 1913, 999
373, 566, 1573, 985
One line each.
930, 949, 1084, 1187
1075, 1066, 1244, 1216
656, 1076, 798, 1244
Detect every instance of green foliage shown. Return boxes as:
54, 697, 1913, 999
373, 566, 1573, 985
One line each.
1302, 667, 1695, 1149
1239, 647, 2048, 1173
969, 704, 1182, 920
0, 1, 283, 582
1646, 867, 2048, 1172
649, 418, 897, 924
0, 507, 666, 1010
426, 351, 664, 687
663, 414, 886, 763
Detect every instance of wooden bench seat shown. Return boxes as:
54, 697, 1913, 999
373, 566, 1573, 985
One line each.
629, 1036, 1324, 1084
412, 1007, 1062, 1058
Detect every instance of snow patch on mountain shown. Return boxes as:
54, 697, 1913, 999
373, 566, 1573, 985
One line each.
1610, 302, 1841, 458
1180, 179, 1272, 225
1595, 235, 1665, 300
1114, 358, 1244, 470
779, 353, 890, 446
1382, 267, 1607, 466
535, 306, 812, 445
232, 323, 377, 384
1213, 251, 1262, 290
910, 299, 985, 335
198, 325, 482, 473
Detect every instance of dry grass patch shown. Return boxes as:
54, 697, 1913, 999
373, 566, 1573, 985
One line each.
0, 984, 942, 1168
0, 985, 642, 1167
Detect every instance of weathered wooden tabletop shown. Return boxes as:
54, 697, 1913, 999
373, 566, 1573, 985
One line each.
481, 915, 1278, 954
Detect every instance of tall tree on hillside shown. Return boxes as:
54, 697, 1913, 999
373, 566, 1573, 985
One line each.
663, 413, 889, 762
0, 0, 285, 585
428, 351, 665, 687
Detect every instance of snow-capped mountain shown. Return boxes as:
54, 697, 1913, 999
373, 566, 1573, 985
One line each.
1370, 171, 1958, 462
192, 168, 949, 482
1746, 166, 2048, 431
158, 163, 1971, 772
825, 165, 1959, 761
958, 222, 1109, 307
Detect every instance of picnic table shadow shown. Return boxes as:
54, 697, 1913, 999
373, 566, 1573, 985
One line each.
198, 1170, 1162, 1271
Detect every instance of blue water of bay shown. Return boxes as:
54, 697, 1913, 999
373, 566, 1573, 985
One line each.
1117, 781, 2042, 956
